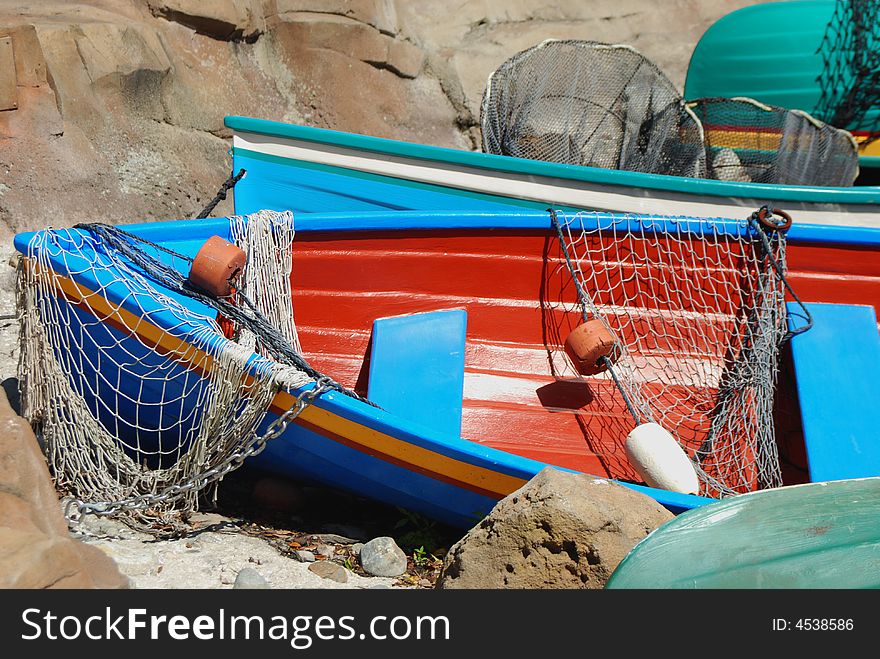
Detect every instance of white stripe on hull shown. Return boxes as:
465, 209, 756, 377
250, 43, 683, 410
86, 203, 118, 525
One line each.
234, 132, 879, 227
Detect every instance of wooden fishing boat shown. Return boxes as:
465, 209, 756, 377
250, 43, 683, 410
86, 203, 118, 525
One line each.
14, 206, 880, 528
606, 477, 880, 589
226, 116, 880, 227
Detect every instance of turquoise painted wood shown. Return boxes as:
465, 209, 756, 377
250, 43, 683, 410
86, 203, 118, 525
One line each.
685, 1, 879, 135
368, 310, 468, 438
685, 1, 834, 114
788, 302, 880, 482
606, 478, 880, 588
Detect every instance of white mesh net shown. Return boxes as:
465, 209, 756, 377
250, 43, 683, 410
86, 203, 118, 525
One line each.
550, 210, 793, 497
17, 210, 312, 527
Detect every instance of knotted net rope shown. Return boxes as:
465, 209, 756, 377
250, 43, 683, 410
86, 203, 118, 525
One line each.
550, 209, 806, 497
815, 0, 880, 138
17, 210, 324, 530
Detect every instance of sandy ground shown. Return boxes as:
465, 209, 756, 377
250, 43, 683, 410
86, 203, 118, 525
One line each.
75, 514, 399, 590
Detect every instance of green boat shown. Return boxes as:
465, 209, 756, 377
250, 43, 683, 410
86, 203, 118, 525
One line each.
606, 477, 880, 589
685, 0, 880, 168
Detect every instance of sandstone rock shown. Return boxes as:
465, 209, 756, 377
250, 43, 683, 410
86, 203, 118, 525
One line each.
308, 561, 348, 583
275, 15, 423, 79
398, 0, 767, 120
147, 0, 264, 41
251, 476, 306, 512
273, 0, 399, 36
436, 467, 673, 589
0, 389, 128, 588
359, 537, 407, 577
0, 35, 16, 111
233, 566, 270, 589
269, 17, 464, 147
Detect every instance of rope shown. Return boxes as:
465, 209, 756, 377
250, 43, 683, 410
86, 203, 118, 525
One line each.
747, 205, 814, 342
195, 169, 246, 219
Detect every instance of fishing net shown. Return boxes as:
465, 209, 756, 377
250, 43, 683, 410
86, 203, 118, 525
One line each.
815, 0, 880, 140
688, 97, 860, 186
551, 208, 804, 497
482, 39, 861, 186
481, 40, 708, 178
16, 209, 328, 529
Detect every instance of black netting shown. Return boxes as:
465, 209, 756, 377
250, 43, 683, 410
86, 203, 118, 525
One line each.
480, 40, 707, 178
815, 0, 880, 139
481, 40, 861, 187
689, 97, 860, 186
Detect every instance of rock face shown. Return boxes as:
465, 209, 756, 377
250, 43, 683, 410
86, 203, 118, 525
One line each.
359, 536, 408, 577
436, 467, 673, 589
0, 0, 764, 242
0, 389, 129, 588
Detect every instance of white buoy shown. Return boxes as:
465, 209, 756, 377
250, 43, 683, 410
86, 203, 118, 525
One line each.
625, 422, 700, 494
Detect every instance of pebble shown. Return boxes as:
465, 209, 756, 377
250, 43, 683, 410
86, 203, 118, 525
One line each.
359, 537, 408, 577
350, 543, 364, 556
308, 561, 348, 584
293, 550, 316, 563
233, 567, 269, 589
316, 544, 335, 558
418, 579, 433, 588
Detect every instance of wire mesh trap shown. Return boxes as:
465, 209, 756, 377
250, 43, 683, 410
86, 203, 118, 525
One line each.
482, 39, 860, 186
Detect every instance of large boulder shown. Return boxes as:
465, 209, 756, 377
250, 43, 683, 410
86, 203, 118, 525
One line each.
436, 467, 673, 589
0, 390, 128, 588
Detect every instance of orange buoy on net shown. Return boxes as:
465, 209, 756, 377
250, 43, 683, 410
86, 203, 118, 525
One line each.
188, 235, 247, 298
564, 319, 618, 376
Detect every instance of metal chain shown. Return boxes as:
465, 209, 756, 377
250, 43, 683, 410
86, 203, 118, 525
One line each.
63, 377, 335, 525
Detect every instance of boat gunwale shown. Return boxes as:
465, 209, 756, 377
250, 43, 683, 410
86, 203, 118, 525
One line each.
15, 210, 880, 251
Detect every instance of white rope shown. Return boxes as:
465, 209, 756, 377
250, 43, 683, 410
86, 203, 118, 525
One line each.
17, 211, 311, 526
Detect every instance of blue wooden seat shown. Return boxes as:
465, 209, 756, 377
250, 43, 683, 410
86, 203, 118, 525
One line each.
788, 302, 880, 482
368, 309, 467, 438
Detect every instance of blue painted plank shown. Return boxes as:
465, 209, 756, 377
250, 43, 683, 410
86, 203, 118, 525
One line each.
368, 309, 467, 439
788, 302, 880, 481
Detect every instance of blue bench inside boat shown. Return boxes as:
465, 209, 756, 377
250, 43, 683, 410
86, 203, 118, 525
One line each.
788, 302, 880, 482
368, 309, 468, 438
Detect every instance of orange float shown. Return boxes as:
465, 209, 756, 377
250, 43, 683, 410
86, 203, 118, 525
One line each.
564, 319, 618, 376
188, 235, 247, 297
